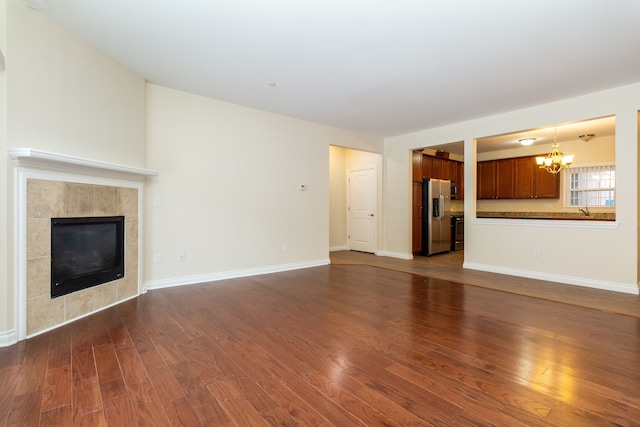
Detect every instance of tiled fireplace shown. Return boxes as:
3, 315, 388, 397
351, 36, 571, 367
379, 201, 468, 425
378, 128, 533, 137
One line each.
10, 148, 157, 341
26, 179, 139, 335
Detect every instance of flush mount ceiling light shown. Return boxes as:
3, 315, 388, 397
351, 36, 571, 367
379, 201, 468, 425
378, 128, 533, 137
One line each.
535, 128, 574, 175
519, 138, 536, 146
579, 134, 595, 142
24, 0, 49, 11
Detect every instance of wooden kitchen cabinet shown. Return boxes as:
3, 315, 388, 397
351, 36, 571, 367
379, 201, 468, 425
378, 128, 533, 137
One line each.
514, 157, 534, 198
414, 153, 463, 185
412, 182, 422, 253
427, 157, 457, 181
477, 162, 495, 199
456, 163, 464, 200
534, 165, 560, 198
442, 160, 455, 181
412, 151, 423, 182
477, 159, 514, 199
421, 155, 432, 180
514, 156, 560, 199
431, 158, 442, 179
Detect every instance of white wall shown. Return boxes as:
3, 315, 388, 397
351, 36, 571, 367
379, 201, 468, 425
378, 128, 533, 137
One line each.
1, 0, 146, 342
144, 84, 383, 287
385, 83, 640, 294
0, 0, 8, 336
6, 0, 146, 164
637, 112, 640, 286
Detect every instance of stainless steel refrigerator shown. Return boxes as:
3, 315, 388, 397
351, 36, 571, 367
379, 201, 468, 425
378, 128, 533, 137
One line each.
421, 178, 452, 256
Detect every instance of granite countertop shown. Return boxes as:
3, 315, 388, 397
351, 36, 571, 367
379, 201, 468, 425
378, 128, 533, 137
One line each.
477, 211, 615, 221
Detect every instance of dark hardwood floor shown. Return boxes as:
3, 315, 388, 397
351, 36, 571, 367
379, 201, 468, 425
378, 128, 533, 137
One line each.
332, 250, 640, 318
2, 256, 640, 425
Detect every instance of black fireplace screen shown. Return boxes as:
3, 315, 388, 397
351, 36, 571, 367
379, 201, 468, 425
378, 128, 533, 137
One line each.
51, 216, 125, 298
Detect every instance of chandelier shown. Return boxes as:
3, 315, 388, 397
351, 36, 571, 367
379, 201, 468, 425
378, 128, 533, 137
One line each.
535, 128, 574, 175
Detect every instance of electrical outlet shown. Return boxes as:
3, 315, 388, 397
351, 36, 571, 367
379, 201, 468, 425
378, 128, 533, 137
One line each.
282, 243, 288, 252
533, 248, 540, 257
178, 252, 185, 262
154, 254, 161, 263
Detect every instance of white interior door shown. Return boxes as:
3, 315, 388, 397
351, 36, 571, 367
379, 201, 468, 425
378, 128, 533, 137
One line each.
347, 166, 377, 253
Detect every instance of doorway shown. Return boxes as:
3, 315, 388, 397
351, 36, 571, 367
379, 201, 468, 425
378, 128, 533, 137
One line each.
347, 166, 377, 253
329, 146, 382, 254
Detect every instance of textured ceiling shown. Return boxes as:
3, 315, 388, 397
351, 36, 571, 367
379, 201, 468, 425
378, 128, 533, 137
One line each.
30, 0, 640, 138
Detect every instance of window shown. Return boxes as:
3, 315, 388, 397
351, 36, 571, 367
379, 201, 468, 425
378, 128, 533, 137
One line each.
564, 164, 615, 207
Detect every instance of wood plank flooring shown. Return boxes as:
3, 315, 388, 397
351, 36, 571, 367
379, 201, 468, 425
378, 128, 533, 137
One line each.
2, 260, 640, 425
331, 250, 640, 318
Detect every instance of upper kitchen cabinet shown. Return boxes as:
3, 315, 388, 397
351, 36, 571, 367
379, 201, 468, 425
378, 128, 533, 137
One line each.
412, 150, 423, 182
442, 159, 456, 181
534, 165, 560, 198
456, 163, 464, 200
422, 155, 433, 179
431, 157, 442, 179
477, 159, 514, 199
414, 151, 462, 186
514, 156, 559, 199
480, 156, 559, 200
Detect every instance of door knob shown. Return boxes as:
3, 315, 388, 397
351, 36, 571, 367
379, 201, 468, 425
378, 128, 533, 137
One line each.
369, 214, 374, 217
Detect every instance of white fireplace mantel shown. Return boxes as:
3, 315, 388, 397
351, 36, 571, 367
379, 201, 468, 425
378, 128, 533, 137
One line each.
8, 148, 158, 181
6, 148, 157, 345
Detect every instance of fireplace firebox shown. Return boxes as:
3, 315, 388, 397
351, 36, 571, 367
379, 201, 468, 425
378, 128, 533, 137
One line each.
51, 216, 125, 298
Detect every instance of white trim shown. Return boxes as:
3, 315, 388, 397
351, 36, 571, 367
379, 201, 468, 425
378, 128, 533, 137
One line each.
377, 250, 413, 260
15, 169, 26, 340
472, 218, 619, 229
8, 148, 158, 181
0, 329, 17, 348
329, 245, 348, 252
566, 161, 617, 168
14, 167, 147, 341
464, 262, 639, 295
145, 258, 330, 290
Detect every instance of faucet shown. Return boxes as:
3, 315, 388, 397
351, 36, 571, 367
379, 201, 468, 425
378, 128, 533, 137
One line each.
579, 207, 590, 217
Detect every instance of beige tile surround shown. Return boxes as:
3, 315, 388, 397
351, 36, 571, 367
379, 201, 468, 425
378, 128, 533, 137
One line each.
26, 179, 139, 335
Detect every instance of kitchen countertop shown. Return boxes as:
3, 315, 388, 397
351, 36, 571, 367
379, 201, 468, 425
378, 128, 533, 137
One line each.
476, 211, 615, 221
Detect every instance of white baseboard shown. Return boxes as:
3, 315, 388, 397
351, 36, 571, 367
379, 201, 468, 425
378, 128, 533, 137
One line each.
329, 245, 348, 252
145, 258, 331, 290
377, 250, 413, 260
0, 328, 17, 348
464, 262, 639, 295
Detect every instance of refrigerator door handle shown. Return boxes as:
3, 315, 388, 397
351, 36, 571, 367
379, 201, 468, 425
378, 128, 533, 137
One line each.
439, 195, 445, 220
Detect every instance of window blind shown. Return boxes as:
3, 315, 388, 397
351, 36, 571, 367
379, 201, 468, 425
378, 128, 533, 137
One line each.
565, 164, 615, 207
